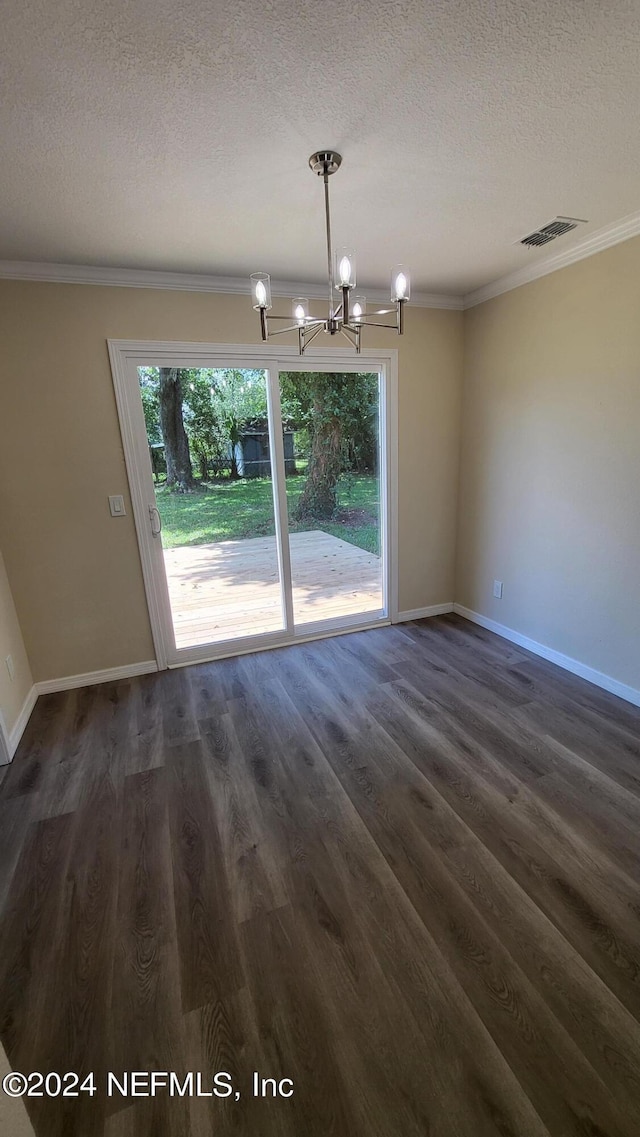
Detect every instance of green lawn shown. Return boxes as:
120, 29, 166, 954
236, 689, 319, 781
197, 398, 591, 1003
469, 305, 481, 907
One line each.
155, 472, 380, 555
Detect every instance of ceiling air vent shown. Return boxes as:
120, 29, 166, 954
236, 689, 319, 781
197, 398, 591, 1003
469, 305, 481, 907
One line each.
519, 216, 588, 249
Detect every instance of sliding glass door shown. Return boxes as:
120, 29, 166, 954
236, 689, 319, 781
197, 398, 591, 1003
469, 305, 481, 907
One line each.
137, 366, 287, 652
279, 368, 384, 630
110, 343, 392, 667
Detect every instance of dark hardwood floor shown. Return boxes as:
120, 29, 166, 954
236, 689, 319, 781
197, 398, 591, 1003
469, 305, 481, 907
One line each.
1, 613, 640, 1136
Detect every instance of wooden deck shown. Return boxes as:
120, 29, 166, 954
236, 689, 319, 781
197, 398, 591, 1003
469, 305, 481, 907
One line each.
163, 530, 383, 648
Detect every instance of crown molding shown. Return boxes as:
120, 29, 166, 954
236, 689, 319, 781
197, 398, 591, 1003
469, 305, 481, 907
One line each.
5, 204, 638, 313
0, 259, 463, 310
463, 208, 640, 308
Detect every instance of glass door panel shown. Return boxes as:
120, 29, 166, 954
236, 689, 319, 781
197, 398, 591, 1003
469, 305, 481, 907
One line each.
279, 369, 384, 628
137, 366, 285, 650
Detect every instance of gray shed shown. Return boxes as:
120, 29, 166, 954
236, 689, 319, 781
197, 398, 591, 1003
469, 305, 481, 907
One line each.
238, 429, 297, 478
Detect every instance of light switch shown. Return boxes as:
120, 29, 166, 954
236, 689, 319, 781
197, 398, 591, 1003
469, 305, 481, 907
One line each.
109, 495, 126, 517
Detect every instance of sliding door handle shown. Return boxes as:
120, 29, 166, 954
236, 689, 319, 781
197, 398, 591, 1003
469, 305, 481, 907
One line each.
149, 505, 162, 537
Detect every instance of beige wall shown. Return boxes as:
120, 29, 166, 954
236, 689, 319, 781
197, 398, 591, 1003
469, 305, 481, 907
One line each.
0, 281, 463, 683
0, 239, 638, 701
456, 236, 640, 691
0, 548, 33, 742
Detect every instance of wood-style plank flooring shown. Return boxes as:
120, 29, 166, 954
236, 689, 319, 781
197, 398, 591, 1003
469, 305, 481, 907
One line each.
164, 530, 382, 648
1, 614, 640, 1136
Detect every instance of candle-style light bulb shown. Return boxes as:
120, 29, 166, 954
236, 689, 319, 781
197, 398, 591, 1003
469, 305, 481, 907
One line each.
334, 248, 356, 290
339, 256, 351, 285
292, 297, 309, 326
351, 295, 366, 324
250, 272, 272, 311
391, 265, 410, 302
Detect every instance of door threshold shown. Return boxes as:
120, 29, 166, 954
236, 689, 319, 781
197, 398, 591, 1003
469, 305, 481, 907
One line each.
166, 615, 390, 669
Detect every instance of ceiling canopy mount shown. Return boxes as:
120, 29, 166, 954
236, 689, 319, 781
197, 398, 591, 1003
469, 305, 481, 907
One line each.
308, 150, 342, 176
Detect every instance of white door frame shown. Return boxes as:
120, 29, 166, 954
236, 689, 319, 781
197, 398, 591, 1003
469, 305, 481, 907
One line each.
108, 339, 399, 669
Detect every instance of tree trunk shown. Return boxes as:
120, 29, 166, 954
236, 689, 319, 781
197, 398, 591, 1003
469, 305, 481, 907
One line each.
295, 411, 342, 520
228, 422, 240, 480
197, 448, 208, 482
158, 368, 195, 491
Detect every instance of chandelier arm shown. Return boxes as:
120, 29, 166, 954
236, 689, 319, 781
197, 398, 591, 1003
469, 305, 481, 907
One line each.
300, 323, 324, 353
262, 314, 324, 323
340, 326, 358, 347
263, 322, 313, 338
353, 318, 401, 329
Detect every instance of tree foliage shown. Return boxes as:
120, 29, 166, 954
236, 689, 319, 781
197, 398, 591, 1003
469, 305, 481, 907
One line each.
280, 371, 379, 519
139, 367, 268, 483
209, 369, 267, 478
181, 371, 222, 481
137, 367, 378, 516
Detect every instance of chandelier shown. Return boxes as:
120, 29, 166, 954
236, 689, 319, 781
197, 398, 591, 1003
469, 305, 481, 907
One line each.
250, 151, 410, 355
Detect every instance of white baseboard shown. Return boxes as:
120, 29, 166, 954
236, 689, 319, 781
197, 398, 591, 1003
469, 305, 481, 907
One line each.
453, 604, 640, 709
0, 710, 9, 764
36, 659, 158, 695
396, 602, 454, 623
0, 660, 159, 763
8, 603, 638, 761
0, 685, 39, 761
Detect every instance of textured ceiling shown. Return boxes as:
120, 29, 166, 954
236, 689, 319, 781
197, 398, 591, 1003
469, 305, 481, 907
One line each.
2, 0, 640, 296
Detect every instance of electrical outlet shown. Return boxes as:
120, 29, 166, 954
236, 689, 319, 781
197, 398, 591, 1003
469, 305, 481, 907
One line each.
5, 655, 15, 681
493, 580, 503, 599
